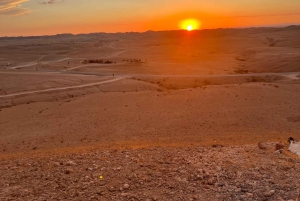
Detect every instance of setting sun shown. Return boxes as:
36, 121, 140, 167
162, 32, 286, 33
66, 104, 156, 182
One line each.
179, 18, 201, 31
187, 25, 193, 31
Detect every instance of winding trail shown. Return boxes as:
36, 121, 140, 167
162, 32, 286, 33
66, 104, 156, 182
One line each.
9, 41, 131, 70
0, 69, 298, 99
10, 58, 73, 70
65, 62, 125, 71
0, 76, 128, 98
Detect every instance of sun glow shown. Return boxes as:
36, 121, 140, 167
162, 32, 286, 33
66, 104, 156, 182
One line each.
187, 25, 193, 31
179, 19, 201, 31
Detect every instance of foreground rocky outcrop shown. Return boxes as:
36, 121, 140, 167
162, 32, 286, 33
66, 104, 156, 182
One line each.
0, 144, 299, 201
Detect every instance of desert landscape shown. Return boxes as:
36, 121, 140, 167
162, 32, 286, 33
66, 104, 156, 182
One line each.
1, 26, 300, 200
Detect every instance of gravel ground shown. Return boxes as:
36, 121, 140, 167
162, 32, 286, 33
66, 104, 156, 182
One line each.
0, 143, 300, 201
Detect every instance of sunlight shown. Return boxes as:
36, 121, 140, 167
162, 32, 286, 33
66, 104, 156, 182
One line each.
187, 25, 193, 31
179, 18, 201, 31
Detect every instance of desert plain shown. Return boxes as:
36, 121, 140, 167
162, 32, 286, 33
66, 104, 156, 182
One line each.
1, 26, 300, 200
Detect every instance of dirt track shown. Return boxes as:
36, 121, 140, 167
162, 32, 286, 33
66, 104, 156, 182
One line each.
0, 76, 127, 98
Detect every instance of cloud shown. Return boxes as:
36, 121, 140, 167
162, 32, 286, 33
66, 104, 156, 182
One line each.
39, 0, 65, 5
0, 0, 32, 16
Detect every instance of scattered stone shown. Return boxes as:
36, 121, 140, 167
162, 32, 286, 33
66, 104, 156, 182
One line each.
1, 145, 300, 200
275, 143, 285, 151
65, 168, 73, 174
264, 190, 275, 197
258, 142, 267, 150
246, 193, 253, 197
66, 161, 76, 166
123, 183, 130, 189
277, 197, 285, 201
207, 178, 215, 185
121, 193, 130, 197
275, 149, 284, 154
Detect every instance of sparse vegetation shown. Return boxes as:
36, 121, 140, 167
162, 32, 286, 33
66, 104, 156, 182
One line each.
234, 68, 249, 74
249, 75, 285, 83
202, 79, 211, 85
82, 59, 116, 64
235, 56, 246, 61
247, 76, 259, 82
122, 59, 144, 63
266, 37, 276, 47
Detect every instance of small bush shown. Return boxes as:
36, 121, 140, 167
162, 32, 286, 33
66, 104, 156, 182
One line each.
203, 79, 211, 85
234, 68, 249, 74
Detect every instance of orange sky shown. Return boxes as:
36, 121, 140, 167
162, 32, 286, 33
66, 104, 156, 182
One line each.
1, 0, 300, 36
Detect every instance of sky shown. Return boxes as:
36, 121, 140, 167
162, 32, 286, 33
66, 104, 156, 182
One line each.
1, 0, 300, 36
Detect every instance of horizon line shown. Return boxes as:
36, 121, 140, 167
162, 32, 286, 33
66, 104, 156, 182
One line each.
1, 23, 300, 38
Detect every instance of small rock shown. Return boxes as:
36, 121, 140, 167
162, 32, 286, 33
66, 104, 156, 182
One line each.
277, 197, 284, 201
258, 142, 267, 150
10, 166, 18, 170
65, 168, 73, 174
207, 178, 215, 185
275, 149, 284, 154
263, 190, 275, 197
246, 193, 253, 197
66, 161, 76, 166
275, 143, 285, 151
123, 183, 130, 189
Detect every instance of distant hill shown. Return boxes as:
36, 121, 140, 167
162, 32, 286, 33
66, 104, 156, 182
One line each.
1, 25, 300, 40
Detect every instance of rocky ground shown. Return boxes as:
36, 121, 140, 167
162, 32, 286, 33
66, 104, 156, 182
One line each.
0, 143, 300, 201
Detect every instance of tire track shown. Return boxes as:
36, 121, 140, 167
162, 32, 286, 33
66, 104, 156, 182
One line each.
0, 76, 129, 98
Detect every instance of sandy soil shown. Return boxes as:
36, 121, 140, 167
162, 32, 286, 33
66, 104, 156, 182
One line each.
1, 27, 300, 200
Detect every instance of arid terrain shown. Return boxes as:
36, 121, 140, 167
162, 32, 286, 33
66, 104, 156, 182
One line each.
1, 26, 300, 201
